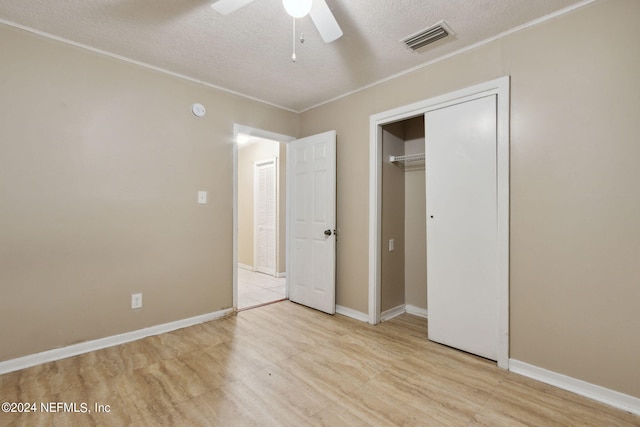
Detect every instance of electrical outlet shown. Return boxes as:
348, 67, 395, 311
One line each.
131, 293, 142, 309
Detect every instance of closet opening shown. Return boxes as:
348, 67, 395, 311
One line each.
380, 116, 427, 321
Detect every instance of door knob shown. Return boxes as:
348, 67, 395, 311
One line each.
324, 229, 332, 236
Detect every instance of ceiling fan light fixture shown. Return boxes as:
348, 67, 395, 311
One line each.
282, 0, 312, 18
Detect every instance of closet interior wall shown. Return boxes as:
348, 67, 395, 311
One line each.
381, 116, 426, 314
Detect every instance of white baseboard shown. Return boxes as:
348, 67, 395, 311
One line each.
381, 304, 406, 322
336, 305, 369, 322
0, 308, 234, 375
509, 359, 640, 416
238, 263, 254, 271
405, 305, 428, 318
275, 272, 287, 278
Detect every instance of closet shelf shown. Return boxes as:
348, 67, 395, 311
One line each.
389, 153, 425, 171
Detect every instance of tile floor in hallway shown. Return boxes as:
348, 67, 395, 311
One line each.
237, 268, 286, 309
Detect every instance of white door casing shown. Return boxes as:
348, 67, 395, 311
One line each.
287, 131, 337, 314
254, 158, 277, 276
426, 95, 498, 361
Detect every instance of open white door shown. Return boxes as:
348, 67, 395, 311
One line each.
426, 95, 498, 361
287, 131, 336, 314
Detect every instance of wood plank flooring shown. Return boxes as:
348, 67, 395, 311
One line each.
1, 301, 638, 426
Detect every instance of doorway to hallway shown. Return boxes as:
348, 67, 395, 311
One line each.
236, 130, 288, 310
233, 125, 337, 314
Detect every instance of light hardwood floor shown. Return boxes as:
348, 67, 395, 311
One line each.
1, 301, 638, 426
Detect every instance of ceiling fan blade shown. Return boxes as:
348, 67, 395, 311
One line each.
309, 0, 343, 43
210, 0, 256, 15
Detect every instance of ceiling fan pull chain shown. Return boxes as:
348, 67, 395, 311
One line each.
291, 17, 296, 62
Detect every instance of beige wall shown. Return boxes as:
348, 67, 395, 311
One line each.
300, 0, 640, 398
0, 24, 297, 361
237, 139, 286, 274
380, 123, 405, 312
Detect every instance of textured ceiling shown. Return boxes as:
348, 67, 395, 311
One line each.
0, 0, 589, 112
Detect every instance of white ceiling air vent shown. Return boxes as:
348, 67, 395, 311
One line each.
402, 21, 454, 51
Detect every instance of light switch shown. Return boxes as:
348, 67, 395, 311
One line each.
389, 239, 395, 252
198, 191, 207, 204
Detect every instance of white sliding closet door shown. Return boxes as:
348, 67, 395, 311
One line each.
426, 95, 498, 361
254, 159, 276, 276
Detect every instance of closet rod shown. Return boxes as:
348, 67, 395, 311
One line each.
389, 152, 425, 171
389, 153, 425, 163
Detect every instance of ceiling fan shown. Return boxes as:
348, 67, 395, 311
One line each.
210, 0, 343, 43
